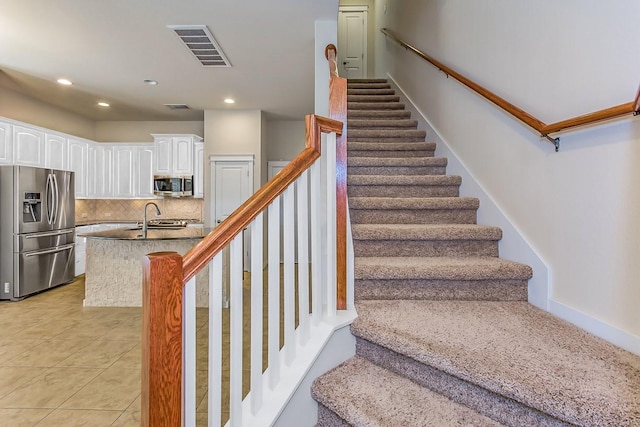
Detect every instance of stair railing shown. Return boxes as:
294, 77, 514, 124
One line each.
141, 44, 350, 426
381, 28, 640, 151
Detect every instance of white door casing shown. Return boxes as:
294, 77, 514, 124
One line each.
338, 6, 368, 79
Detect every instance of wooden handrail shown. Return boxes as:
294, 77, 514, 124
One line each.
381, 28, 640, 148
182, 114, 343, 282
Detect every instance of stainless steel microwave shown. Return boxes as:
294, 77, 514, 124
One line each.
153, 175, 193, 197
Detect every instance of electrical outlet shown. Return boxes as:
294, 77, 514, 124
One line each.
81, 212, 88, 218
3, 283, 9, 294
105, 212, 112, 217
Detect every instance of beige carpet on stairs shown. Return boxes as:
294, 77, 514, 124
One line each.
311, 78, 640, 427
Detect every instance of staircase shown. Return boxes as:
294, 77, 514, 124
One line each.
311, 79, 640, 426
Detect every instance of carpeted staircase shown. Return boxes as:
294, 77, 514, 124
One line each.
311, 79, 640, 426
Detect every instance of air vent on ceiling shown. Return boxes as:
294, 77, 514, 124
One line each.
168, 24, 231, 67
164, 104, 190, 110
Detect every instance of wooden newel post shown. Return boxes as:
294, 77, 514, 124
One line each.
141, 251, 184, 427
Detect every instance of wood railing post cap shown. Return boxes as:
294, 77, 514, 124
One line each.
325, 44, 337, 59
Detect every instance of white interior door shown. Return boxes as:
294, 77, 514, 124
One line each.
211, 155, 254, 270
338, 6, 368, 79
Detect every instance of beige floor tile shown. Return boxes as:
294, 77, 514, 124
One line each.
5, 338, 94, 368
0, 338, 42, 365
0, 367, 101, 409
109, 343, 141, 370
99, 325, 141, 341
0, 366, 48, 399
36, 408, 122, 426
0, 408, 52, 426
60, 366, 141, 411
55, 340, 138, 368
111, 409, 141, 427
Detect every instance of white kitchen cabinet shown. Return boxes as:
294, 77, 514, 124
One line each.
45, 133, 67, 170
0, 121, 13, 165
113, 145, 135, 198
13, 125, 45, 167
193, 141, 204, 198
152, 134, 202, 176
68, 138, 89, 198
136, 145, 155, 198
87, 144, 114, 198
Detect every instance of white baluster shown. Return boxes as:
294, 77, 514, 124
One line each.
310, 161, 322, 326
296, 171, 310, 343
267, 197, 281, 388
208, 253, 223, 427
283, 185, 296, 364
250, 214, 264, 414
229, 234, 243, 426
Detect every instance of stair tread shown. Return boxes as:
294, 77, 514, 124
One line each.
348, 141, 436, 151
349, 196, 479, 210
354, 256, 532, 280
348, 119, 418, 127
348, 110, 411, 118
352, 300, 640, 427
352, 224, 502, 241
313, 356, 502, 427
348, 157, 446, 166
348, 175, 461, 185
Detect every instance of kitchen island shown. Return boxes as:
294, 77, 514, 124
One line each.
81, 226, 213, 307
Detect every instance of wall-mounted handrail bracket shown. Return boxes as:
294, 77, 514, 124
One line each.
634, 110, 640, 116
542, 135, 560, 152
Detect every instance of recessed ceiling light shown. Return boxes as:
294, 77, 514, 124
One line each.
224, 98, 235, 104
144, 79, 158, 85
57, 78, 73, 86
97, 102, 110, 107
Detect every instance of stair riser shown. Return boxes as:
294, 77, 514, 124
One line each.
348, 125, 418, 130
348, 89, 396, 95
349, 130, 426, 139
348, 102, 405, 110
354, 240, 499, 257
348, 111, 412, 119
348, 95, 400, 103
317, 404, 350, 427
350, 209, 477, 224
355, 338, 568, 427
348, 149, 435, 158
348, 166, 446, 175
348, 136, 427, 143
355, 279, 528, 301
348, 185, 459, 198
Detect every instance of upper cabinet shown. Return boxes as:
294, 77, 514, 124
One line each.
14, 126, 45, 167
0, 121, 13, 165
45, 134, 68, 170
193, 141, 204, 198
87, 144, 114, 198
152, 134, 202, 176
68, 138, 89, 199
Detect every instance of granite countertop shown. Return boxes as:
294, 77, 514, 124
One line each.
80, 226, 213, 240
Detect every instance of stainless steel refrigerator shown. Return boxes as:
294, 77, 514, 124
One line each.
0, 166, 75, 300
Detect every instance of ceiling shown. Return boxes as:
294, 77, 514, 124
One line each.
0, 0, 338, 122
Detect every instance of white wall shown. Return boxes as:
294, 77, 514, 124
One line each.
267, 120, 306, 161
375, 0, 640, 352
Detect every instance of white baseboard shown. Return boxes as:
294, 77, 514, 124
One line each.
549, 299, 640, 356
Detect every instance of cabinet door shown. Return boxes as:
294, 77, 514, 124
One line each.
173, 136, 194, 175
68, 139, 88, 198
136, 146, 155, 198
45, 134, 68, 170
87, 144, 114, 198
154, 137, 172, 174
0, 121, 12, 165
14, 126, 45, 167
113, 146, 135, 198
193, 141, 204, 198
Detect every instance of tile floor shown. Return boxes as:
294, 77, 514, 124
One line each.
0, 274, 265, 426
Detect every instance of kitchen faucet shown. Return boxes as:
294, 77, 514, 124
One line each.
142, 202, 161, 238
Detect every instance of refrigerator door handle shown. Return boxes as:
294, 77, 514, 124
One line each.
24, 229, 74, 239
24, 243, 74, 257
52, 173, 59, 225
45, 173, 54, 225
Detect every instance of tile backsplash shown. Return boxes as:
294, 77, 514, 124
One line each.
76, 198, 204, 223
